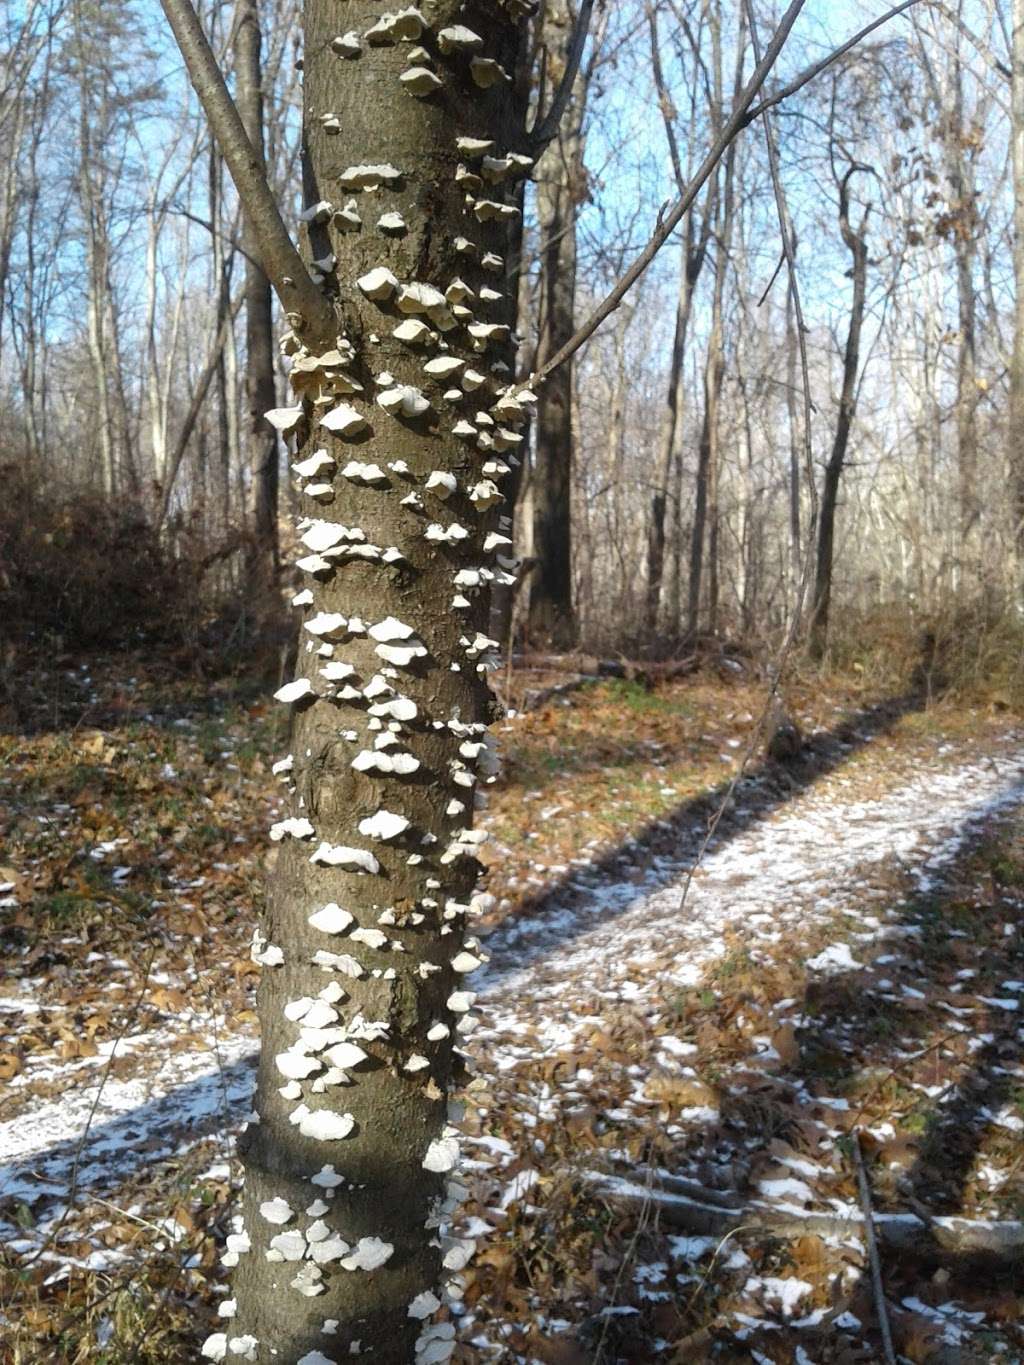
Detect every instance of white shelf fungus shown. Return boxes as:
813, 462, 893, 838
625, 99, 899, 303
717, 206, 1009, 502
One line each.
265, 405, 304, 433
305, 612, 350, 640
357, 266, 399, 300
470, 57, 509, 87
292, 449, 335, 479
424, 522, 469, 544
450, 951, 483, 973
401, 66, 443, 96
341, 1236, 394, 1271
311, 1164, 345, 1189
298, 1110, 355, 1141
365, 7, 423, 43
313, 950, 365, 977
324, 1041, 369, 1070
350, 926, 389, 949
339, 164, 402, 190
309, 843, 380, 874
378, 384, 431, 417
273, 678, 314, 704
369, 616, 415, 641
438, 25, 483, 52
341, 460, 388, 484
409, 1290, 442, 1319
358, 809, 410, 841
423, 355, 464, 379
269, 817, 315, 842
276, 1051, 323, 1080
331, 30, 361, 56
308, 904, 355, 935
319, 403, 367, 437
334, 199, 362, 230
259, 1197, 294, 1225
351, 749, 420, 775
393, 318, 433, 345
425, 470, 457, 498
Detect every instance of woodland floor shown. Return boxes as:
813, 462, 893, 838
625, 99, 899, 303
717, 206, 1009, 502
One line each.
1, 655, 1023, 1363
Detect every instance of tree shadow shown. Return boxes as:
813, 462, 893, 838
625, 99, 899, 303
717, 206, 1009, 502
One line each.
481, 687, 931, 976
590, 775, 1024, 1358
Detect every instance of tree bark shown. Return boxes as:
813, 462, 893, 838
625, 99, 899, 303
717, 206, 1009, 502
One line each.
235, 0, 281, 594
170, 3, 525, 1359
1011, 0, 1024, 580
528, 0, 584, 649
809, 168, 869, 658
645, 237, 701, 637
686, 0, 739, 639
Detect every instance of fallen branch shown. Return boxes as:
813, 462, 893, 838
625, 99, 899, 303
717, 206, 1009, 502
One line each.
584, 1170, 1024, 1256
853, 1132, 897, 1364
511, 653, 699, 685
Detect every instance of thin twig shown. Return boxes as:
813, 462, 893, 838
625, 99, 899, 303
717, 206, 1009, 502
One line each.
852, 1130, 898, 1365
535, 0, 924, 385
534, 0, 808, 383
744, 0, 924, 124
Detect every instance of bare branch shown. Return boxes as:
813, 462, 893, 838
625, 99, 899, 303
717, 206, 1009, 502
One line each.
743, 0, 924, 125
535, 0, 807, 383
647, 2, 686, 193
158, 0, 335, 345
529, 0, 596, 151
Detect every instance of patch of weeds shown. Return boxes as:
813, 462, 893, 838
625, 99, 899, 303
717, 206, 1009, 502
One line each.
604, 678, 675, 714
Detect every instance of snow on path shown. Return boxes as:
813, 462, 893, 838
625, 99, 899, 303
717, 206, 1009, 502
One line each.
479, 744, 1024, 1012
2, 738, 1023, 1209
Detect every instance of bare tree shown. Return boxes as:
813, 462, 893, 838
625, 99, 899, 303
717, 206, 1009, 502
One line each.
810, 161, 872, 657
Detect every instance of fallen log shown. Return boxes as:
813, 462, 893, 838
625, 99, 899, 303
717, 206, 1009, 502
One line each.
583, 1170, 1024, 1256
511, 653, 699, 687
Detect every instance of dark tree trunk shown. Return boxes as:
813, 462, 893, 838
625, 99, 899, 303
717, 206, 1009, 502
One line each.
212, 3, 525, 1360
528, 0, 583, 649
645, 233, 703, 637
809, 168, 869, 658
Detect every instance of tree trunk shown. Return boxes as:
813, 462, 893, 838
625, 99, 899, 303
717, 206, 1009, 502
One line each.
528, 0, 583, 649
686, 252, 728, 637
193, 3, 525, 1360
209, 142, 234, 532
235, 0, 281, 594
809, 169, 869, 658
645, 235, 700, 637
784, 255, 802, 600
1011, 0, 1024, 581
686, 1, 738, 638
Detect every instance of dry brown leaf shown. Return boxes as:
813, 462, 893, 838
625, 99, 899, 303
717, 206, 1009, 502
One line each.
0, 1052, 24, 1080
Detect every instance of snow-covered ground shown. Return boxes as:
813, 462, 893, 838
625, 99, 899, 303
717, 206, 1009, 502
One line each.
3, 738, 1022, 1210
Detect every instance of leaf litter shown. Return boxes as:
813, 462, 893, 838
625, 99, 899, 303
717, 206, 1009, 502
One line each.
1, 658, 1022, 1361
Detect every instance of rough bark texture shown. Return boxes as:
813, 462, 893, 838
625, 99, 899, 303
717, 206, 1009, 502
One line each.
528, 0, 583, 649
220, 4, 525, 1361
810, 169, 869, 658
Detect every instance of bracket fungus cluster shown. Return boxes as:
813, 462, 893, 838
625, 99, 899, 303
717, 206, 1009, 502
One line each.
212, 2, 540, 1360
